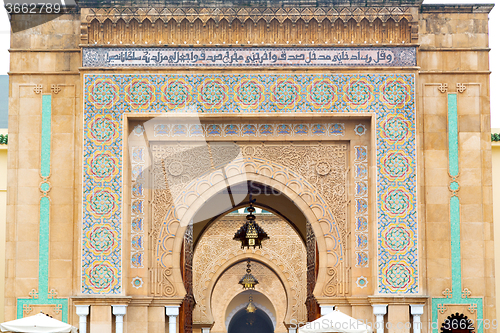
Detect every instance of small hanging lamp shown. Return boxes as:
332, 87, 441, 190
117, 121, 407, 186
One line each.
233, 196, 269, 249
246, 293, 257, 313
239, 260, 258, 289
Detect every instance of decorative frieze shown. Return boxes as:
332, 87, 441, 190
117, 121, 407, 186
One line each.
81, 6, 417, 45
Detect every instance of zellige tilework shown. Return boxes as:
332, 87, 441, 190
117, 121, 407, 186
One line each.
83, 74, 417, 294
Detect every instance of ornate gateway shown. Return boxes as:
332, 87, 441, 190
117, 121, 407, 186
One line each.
6, 0, 495, 332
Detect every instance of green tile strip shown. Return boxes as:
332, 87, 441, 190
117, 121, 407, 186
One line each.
16, 94, 68, 322
450, 195, 462, 293
431, 93, 483, 333
40, 95, 51, 178
448, 94, 459, 177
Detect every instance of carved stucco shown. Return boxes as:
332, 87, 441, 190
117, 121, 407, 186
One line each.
81, 6, 416, 24
193, 215, 305, 327
150, 142, 348, 300
81, 6, 417, 45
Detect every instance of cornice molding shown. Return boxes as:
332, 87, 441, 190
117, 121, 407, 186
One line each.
420, 4, 494, 14
78, 0, 423, 8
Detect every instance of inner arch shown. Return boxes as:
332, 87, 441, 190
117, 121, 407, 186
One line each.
192, 181, 309, 247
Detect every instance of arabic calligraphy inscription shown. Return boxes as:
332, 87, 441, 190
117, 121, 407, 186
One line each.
83, 47, 417, 68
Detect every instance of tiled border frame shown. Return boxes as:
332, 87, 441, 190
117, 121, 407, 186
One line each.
82, 73, 417, 295
354, 145, 369, 267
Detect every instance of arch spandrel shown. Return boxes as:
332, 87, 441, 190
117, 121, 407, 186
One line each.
151, 142, 349, 300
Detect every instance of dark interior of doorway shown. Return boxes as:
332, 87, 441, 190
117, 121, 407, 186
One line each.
228, 308, 274, 333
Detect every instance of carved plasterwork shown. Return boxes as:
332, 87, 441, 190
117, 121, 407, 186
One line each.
193, 216, 305, 326
150, 142, 348, 299
82, 6, 415, 24
81, 6, 416, 45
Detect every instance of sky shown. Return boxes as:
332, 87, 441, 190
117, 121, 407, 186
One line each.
0, 1, 497, 126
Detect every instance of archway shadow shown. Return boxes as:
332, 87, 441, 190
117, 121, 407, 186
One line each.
228, 308, 274, 333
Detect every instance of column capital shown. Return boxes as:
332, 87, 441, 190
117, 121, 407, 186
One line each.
166, 305, 180, 316
112, 304, 128, 316
75, 305, 90, 316
410, 304, 424, 316
372, 304, 388, 315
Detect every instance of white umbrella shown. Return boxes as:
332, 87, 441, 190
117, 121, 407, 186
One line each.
299, 310, 373, 333
0, 313, 78, 333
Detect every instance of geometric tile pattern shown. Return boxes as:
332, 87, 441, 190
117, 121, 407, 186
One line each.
151, 122, 346, 138
354, 146, 369, 268
130, 140, 145, 269
83, 73, 417, 294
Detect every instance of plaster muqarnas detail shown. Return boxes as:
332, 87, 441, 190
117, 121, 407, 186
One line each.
82, 74, 417, 294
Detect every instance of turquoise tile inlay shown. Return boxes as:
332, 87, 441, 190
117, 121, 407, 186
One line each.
447, 94, 459, 177
40, 95, 52, 178
432, 297, 483, 333
38, 196, 50, 295
450, 196, 462, 293
431, 92, 483, 333
16, 94, 68, 322
40, 182, 50, 192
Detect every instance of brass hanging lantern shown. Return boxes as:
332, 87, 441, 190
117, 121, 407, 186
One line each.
246, 294, 257, 313
239, 260, 258, 289
233, 197, 269, 249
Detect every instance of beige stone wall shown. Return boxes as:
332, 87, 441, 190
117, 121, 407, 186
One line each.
6, 13, 81, 324
491, 135, 500, 323
0, 128, 7, 323
419, 6, 495, 329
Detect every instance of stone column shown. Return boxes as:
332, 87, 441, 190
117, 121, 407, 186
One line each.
112, 305, 127, 333
320, 305, 335, 316
388, 305, 410, 333
202, 328, 211, 333
410, 305, 424, 333
75, 305, 89, 333
148, 306, 166, 333
90, 305, 112, 332
288, 327, 297, 333
372, 304, 388, 333
166, 306, 180, 333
